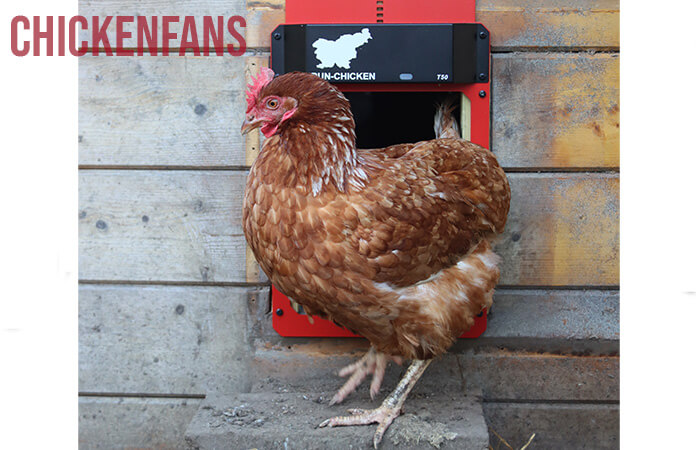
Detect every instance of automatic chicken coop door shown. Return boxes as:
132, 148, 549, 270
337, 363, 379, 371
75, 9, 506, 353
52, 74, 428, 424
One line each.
268, 0, 490, 338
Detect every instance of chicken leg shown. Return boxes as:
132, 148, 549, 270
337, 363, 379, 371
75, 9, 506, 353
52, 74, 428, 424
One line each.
330, 347, 402, 405
319, 359, 431, 448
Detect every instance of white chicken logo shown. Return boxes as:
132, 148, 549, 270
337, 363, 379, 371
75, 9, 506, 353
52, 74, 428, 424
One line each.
312, 28, 372, 69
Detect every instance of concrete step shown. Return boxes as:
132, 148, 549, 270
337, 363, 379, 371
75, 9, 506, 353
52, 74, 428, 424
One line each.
185, 391, 489, 450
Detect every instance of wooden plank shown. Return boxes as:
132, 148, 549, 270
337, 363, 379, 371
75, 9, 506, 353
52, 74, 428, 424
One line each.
245, 56, 269, 283
242, 0, 618, 50
78, 170, 247, 282
483, 289, 619, 342
79, 285, 617, 397
498, 173, 619, 286
79, 171, 617, 285
458, 351, 618, 401
478, 0, 619, 51
251, 287, 620, 347
77, 0, 621, 54
79, 56, 248, 167
79, 285, 251, 394
492, 53, 620, 169
246, 0, 285, 49
79, 53, 617, 169
77, 0, 247, 51
79, 396, 200, 449
484, 402, 619, 449
186, 391, 489, 450
251, 348, 619, 402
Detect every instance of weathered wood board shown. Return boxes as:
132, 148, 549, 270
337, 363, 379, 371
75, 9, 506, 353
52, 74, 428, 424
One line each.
79, 285, 251, 394
79, 396, 201, 449
498, 173, 618, 286
77, 0, 247, 51
493, 53, 619, 169
79, 56, 247, 167
478, 0, 619, 51
79, 53, 618, 169
78, 170, 248, 282
482, 289, 619, 342
484, 402, 619, 449
250, 286, 619, 350
79, 171, 618, 285
241, 0, 619, 50
80, 284, 617, 394
251, 347, 619, 402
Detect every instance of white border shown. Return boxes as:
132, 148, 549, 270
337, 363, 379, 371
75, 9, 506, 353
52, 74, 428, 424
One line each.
1, 1, 78, 448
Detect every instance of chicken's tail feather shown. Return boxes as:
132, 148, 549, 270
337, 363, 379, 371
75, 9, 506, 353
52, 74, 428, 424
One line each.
434, 101, 461, 139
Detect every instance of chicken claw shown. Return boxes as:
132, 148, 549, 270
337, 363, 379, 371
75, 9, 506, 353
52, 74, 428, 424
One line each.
331, 347, 401, 405
319, 403, 401, 448
320, 359, 431, 448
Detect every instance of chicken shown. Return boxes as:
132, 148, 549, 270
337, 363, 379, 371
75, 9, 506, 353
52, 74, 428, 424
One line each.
241, 68, 511, 448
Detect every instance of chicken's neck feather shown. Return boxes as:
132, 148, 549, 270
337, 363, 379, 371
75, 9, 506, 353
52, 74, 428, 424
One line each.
273, 111, 369, 197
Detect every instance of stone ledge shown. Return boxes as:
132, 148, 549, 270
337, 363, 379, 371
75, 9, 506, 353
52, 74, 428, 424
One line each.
185, 391, 489, 450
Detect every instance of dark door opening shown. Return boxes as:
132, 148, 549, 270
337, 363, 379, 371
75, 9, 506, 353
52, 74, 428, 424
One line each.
345, 92, 462, 149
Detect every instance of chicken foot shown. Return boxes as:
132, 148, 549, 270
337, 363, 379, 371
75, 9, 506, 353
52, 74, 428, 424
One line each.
319, 359, 431, 449
330, 347, 401, 405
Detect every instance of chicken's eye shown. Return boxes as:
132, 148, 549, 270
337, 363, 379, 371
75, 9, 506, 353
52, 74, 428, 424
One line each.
266, 98, 280, 109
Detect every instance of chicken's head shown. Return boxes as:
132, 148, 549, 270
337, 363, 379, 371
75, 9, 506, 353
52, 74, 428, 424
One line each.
241, 67, 298, 138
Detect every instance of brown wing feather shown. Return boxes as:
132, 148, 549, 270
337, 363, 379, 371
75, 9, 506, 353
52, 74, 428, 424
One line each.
332, 138, 510, 288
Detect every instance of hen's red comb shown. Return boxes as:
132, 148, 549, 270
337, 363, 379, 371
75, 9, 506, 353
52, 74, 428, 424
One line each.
246, 67, 275, 113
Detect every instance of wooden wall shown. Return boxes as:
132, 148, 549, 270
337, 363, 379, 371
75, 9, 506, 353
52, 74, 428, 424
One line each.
78, 1, 619, 448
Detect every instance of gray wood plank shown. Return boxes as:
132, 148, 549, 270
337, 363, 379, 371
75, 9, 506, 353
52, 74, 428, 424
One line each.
79, 170, 247, 282
79, 396, 200, 449
484, 402, 619, 449
79, 283, 618, 396
185, 392, 489, 450
79, 56, 247, 167
78, 0, 247, 50
485, 289, 619, 341
79, 171, 618, 285
79, 285, 251, 394
251, 349, 619, 402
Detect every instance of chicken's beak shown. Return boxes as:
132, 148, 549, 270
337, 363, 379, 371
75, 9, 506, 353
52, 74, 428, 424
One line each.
241, 115, 264, 135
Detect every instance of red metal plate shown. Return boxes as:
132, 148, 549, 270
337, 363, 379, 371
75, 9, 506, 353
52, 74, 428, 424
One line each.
286, 0, 475, 24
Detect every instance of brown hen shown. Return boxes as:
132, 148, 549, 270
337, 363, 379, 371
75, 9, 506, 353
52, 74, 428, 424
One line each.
242, 68, 511, 448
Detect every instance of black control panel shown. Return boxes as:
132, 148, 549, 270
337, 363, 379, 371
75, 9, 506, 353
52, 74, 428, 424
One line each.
271, 23, 490, 84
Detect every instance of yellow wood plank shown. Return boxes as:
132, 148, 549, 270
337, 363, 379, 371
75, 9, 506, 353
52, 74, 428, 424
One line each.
498, 173, 618, 286
492, 53, 619, 168
246, 0, 285, 49
243, 57, 271, 282
478, 0, 619, 50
